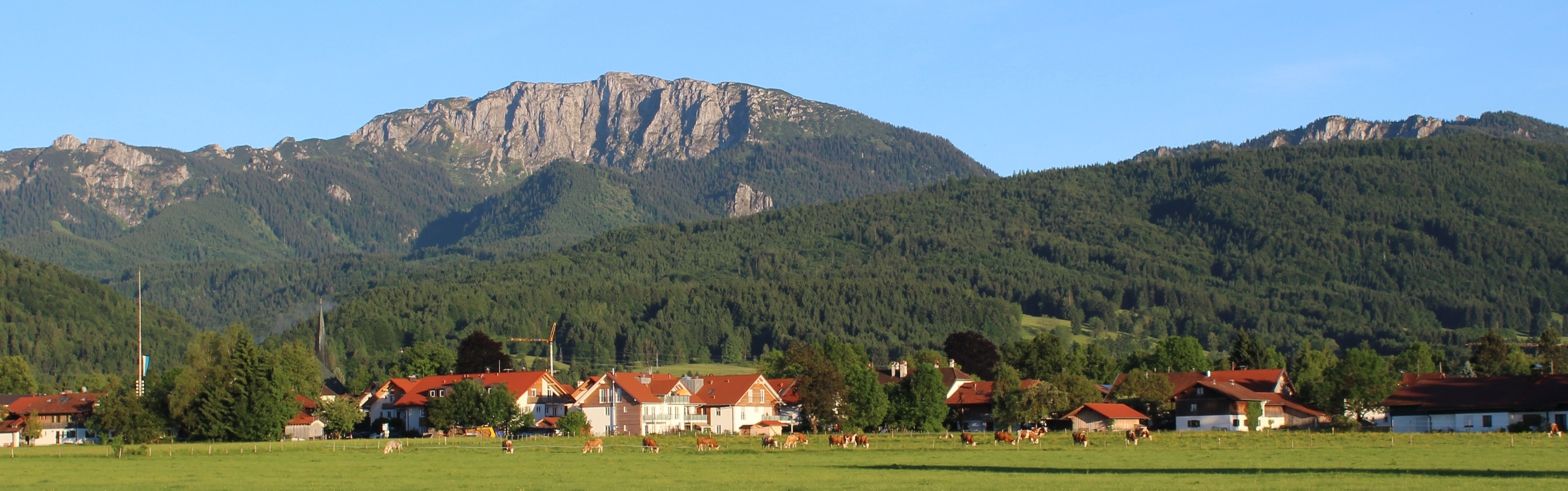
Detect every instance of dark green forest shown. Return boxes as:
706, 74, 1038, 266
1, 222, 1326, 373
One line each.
248, 129, 1568, 387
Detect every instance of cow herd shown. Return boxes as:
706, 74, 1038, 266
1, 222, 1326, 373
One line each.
562, 426, 1154, 455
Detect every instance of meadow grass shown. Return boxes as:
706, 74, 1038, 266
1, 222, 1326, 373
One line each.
5, 431, 1567, 489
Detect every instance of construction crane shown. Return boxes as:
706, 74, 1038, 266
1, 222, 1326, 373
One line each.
509, 322, 558, 376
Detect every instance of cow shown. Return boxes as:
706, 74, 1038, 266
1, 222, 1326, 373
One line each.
762, 435, 780, 448
853, 433, 870, 448
829, 434, 848, 448
1137, 426, 1153, 441
994, 430, 1016, 446
1072, 430, 1090, 447
642, 437, 661, 453
785, 433, 809, 448
1018, 429, 1040, 444
1551, 423, 1564, 438
1125, 429, 1140, 445
502, 439, 515, 454
382, 440, 403, 454
582, 438, 604, 454
960, 432, 976, 446
696, 436, 721, 452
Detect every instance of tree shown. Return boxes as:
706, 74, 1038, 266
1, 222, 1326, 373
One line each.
1337, 343, 1396, 422
1539, 328, 1568, 374
0, 356, 38, 394
990, 364, 1025, 428
558, 409, 589, 436
1393, 342, 1439, 374
1148, 336, 1210, 372
1229, 330, 1283, 369
1002, 335, 1069, 380
1041, 373, 1101, 417
457, 331, 512, 374
273, 341, 322, 397
1114, 368, 1173, 423
317, 397, 364, 438
22, 412, 41, 445
426, 380, 488, 431
909, 349, 947, 368
787, 344, 844, 432
819, 340, 888, 431
1292, 347, 1342, 415
89, 385, 165, 445
395, 340, 456, 377
1245, 401, 1262, 431
1471, 330, 1518, 377
227, 332, 295, 441
943, 331, 1000, 380
481, 386, 522, 435
897, 364, 949, 432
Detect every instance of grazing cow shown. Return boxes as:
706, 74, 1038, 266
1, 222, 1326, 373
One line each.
502, 439, 515, 454
1018, 429, 1041, 444
382, 440, 403, 454
1072, 430, 1090, 447
941, 432, 954, 440
1137, 426, 1153, 441
762, 435, 779, 448
582, 438, 604, 454
829, 435, 848, 448
853, 433, 870, 448
1125, 429, 1140, 445
786, 433, 809, 448
642, 437, 661, 453
1551, 423, 1564, 438
994, 430, 1016, 446
960, 432, 976, 446
696, 436, 721, 452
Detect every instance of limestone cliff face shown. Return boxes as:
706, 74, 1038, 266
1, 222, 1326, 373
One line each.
726, 182, 774, 218
1248, 115, 1445, 148
348, 72, 846, 181
55, 136, 191, 225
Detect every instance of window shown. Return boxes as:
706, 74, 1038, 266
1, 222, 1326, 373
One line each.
1189, 403, 1198, 412
1187, 420, 1200, 428
1483, 415, 1494, 428
1196, 387, 1205, 396
1233, 419, 1241, 427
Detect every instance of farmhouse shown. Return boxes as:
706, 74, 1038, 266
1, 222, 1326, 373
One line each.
946, 379, 1042, 431
574, 372, 703, 436
1066, 402, 1149, 431
0, 392, 100, 446
691, 374, 782, 434
363, 371, 572, 435
878, 361, 974, 399
284, 395, 326, 441
767, 378, 801, 425
1113, 369, 1327, 431
1383, 374, 1568, 433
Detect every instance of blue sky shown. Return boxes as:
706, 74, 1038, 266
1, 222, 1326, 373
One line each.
2, 1, 1563, 174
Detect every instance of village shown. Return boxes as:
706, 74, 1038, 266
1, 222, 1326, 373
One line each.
6, 356, 1567, 448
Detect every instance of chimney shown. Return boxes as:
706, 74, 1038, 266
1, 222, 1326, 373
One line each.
1203, 370, 1212, 378
948, 359, 957, 369
638, 373, 652, 385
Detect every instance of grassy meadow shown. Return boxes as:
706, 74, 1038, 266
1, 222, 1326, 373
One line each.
5, 431, 1567, 489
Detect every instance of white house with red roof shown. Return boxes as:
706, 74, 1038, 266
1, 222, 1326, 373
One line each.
573, 372, 703, 436
947, 379, 1044, 431
690, 374, 782, 434
0, 392, 100, 446
363, 371, 572, 435
1129, 369, 1327, 431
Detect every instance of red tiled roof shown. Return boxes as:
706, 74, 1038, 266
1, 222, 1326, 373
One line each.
602, 372, 664, 404
692, 374, 775, 406
286, 413, 318, 426
386, 372, 562, 408
6, 393, 98, 416
1066, 402, 1150, 421
1383, 374, 1568, 412
537, 416, 561, 428
945, 380, 1042, 406
767, 378, 799, 405
1186, 379, 1327, 418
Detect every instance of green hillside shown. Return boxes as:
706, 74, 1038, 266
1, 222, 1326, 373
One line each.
285, 129, 1568, 386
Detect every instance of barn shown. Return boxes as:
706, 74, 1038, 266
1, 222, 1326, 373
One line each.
1066, 403, 1149, 432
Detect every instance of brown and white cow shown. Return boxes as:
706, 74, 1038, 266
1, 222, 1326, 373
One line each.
1551, 423, 1564, 438
829, 434, 848, 448
382, 440, 403, 454
851, 433, 870, 448
502, 439, 515, 454
642, 437, 661, 453
994, 430, 1016, 446
785, 433, 809, 448
762, 435, 780, 448
960, 432, 976, 446
1072, 430, 1090, 447
582, 438, 605, 454
696, 436, 721, 452
1018, 429, 1041, 444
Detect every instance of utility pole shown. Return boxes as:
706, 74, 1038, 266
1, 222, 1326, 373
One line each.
135, 269, 144, 397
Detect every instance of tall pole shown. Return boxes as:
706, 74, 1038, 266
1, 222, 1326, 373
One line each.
135, 269, 144, 397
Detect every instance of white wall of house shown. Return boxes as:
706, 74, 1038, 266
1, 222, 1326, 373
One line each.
1392, 412, 1515, 433
0, 432, 18, 447
30, 427, 95, 446
1176, 414, 1284, 432
707, 405, 776, 434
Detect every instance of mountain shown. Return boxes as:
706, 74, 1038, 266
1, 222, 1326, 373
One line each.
0, 249, 196, 388
1136, 111, 1568, 160
277, 118, 1568, 387
0, 73, 991, 276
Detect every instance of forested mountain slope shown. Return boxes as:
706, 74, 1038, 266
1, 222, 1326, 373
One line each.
289, 129, 1568, 387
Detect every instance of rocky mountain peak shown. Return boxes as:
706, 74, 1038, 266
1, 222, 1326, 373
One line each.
726, 182, 774, 218
348, 73, 844, 184
1138, 112, 1564, 161
52, 134, 82, 150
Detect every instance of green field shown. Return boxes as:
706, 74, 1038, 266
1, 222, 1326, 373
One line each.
5, 432, 1567, 489
644, 362, 760, 376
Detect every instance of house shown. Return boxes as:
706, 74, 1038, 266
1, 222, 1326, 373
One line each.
767, 378, 801, 425
739, 420, 787, 437
1382, 374, 1568, 433
362, 371, 573, 435
284, 395, 326, 440
0, 392, 100, 446
878, 361, 974, 399
691, 374, 782, 434
946, 379, 1042, 431
1066, 403, 1149, 431
1112, 369, 1327, 431
573, 372, 703, 436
